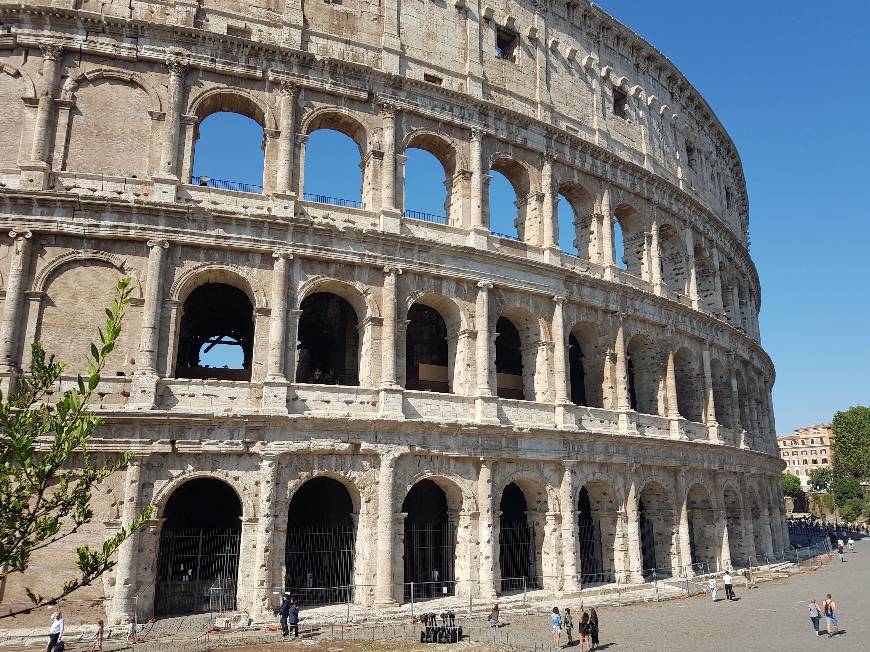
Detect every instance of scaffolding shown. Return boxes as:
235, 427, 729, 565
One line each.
284, 525, 355, 605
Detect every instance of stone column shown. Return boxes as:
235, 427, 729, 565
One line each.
253, 455, 279, 617
0, 231, 33, 382
541, 153, 558, 256
551, 296, 569, 403
158, 57, 187, 179
729, 359, 746, 448
381, 103, 397, 212
274, 81, 298, 196
730, 285, 740, 327
30, 44, 63, 166
468, 129, 487, 245
738, 475, 757, 564
711, 248, 725, 315
598, 184, 615, 273
109, 457, 143, 624
718, 508, 732, 571
477, 460, 497, 599
378, 267, 403, 417
701, 348, 719, 442
560, 463, 581, 592
475, 281, 493, 396
624, 478, 643, 583
266, 252, 292, 381
613, 318, 633, 434
374, 449, 402, 606
136, 240, 169, 375
684, 226, 699, 309
649, 214, 663, 295
674, 471, 693, 576
286, 308, 302, 383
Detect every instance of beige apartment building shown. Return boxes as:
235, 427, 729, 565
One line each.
778, 424, 833, 487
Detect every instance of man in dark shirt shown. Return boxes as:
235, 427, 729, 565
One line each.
278, 594, 292, 638
287, 600, 301, 638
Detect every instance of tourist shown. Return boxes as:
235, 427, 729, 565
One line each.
563, 607, 574, 646
847, 536, 854, 553
578, 611, 591, 651
288, 600, 301, 639
589, 608, 599, 649
127, 617, 137, 642
807, 598, 821, 636
708, 577, 718, 602
279, 593, 292, 638
723, 570, 735, 601
550, 607, 562, 649
486, 603, 501, 627
91, 619, 104, 652
46, 611, 64, 652
822, 594, 837, 637
837, 540, 845, 562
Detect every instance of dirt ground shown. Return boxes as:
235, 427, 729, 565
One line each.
222, 643, 503, 652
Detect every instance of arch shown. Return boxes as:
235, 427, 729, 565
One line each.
296, 292, 360, 386
612, 202, 646, 276
658, 223, 689, 295
403, 129, 459, 177
577, 479, 620, 584
626, 334, 663, 415
284, 476, 356, 604
498, 482, 541, 592
300, 107, 368, 156
154, 477, 243, 615
495, 308, 541, 401
638, 480, 676, 577
694, 244, 719, 313
0, 64, 33, 169
488, 155, 532, 241
191, 111, 265, 192
188, 87, 274, 130
405, 299, 453, 393
34, 250, 141, 297
722, 482, 746, 566
568, 321, 606, 408
710, 357, 736, 433
686, 483, 718, 570
296, 276, 374, 321
170, 262, 267, 310
673, 347, 704, 422
63, 67, 161, 112
746, 485, 772, 559
557, 180, 596, 258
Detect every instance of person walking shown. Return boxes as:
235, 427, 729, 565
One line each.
837, 541, 845, 562
486, 603, 501, 627
847, 536, 854, 553
46, 611, 64, 652
91, 619, 104, 652
563, 607, 574, 646
287, 600, 301, 639
808, 598, 821, 636
578, 612, 591, 652
822, 594, 838, 637
550, 607, 562, 650
278, 593, 292, 638
708, 577, 718, 602
723, 571, 735, 601
588, 608, 599, 650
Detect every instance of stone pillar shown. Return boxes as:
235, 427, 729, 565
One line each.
468, 129, 487, 245
286, 308, 302, 383
253, 455, 279, 617
701, 348, 719, 442
541, 153, 558, 257
560, 463, 581, 592
598, 184, 615, 273
613, 318, 633, 433
29, 44, 63, 165
684, 226, 699, 309
109, 457, 143, 625
738, 476, 757, 564
551, 296, 569, 403
129, 240, 169, 407
649, 214, 663, 295
624, 478, 643, 583
675, 471, 693, 576
296, 134, 308, 197
474, 281, 498, 423
374, 449, 401, 606
711, 248, 725, 315
477, 460, 497, 599
158, 57, 186, 179
729, 359, 746, 448
730, 285, 740, 328
274, 81, 298, 196
718, 508, 732, 571
378, 267, 403, 417
0, 231, 33, 384
266, 252, 292, 381
381, 103, 397, 212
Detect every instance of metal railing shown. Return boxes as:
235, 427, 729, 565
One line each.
403, 209, 447, 224
491, 230, 521, 241
190, 175, 263, 194
302, 192, 363, 208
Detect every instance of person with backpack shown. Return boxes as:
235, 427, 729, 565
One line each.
550, 607, 562, 650
287, 600, 301, 639
278, 593, 292, 638
822, 594, 838, 637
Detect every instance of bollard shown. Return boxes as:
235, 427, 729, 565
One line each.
522, 576, 527, 606
410, 581, 415, 618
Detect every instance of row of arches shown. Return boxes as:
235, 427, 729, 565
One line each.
151, 471, 781, 615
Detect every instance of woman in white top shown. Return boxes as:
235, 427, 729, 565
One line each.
708, 577, 718, 602
47, 611, 64, 652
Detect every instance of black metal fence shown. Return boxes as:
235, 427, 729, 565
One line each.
190, 175, 263, 194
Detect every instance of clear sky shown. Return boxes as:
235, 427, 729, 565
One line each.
192, 1, 870, 434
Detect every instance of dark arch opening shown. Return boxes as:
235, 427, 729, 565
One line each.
284, 477, 355, 604
568, 332, 587, 406
175, 283, 254, 381
498, 483, 538, 593
627, 354, 638, 412
296, 292, 359, 386
155, 478, 242, 615
577, 486, 604, 584
402, 479, 456, 599
303, 129, 363, 207
405, 304, 449, 392
495, 316, 524, 400
192, 111, 265, 193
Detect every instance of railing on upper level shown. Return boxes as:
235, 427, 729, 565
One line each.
302, 192, 363, 209
491, 230, 521, 241
403, 209, 447, 225
191, 175, 263, 194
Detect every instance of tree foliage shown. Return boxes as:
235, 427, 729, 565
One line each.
831, 406, 870, 481
831, 476, 863, 508
0, 278, 153, 618
782, 473, 804, 499
808, 467, 833, 492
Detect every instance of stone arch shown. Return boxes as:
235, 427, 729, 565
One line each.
494, 305, 542, 401
495, 473, 550, 592
296, 275, 375, 322
710, 356, 736, 433
404, 291, 467, 333
686, 482, 718, 570
612, 201, 647, 276
673, 346, 703, 422
576, 477, 621, 583
638, 479, 676, 576
403, 129, 459, 177
746, 484, 772, 559
693, 243, 719, 313
170, 262, 267, 310
286, 470, 364, 516
556, 179, 596, 258
62, 67, 162, 112
735, 367, 751, 435
152, 470, 250, 518
568, 320, 606, 408
188, 87, 274, 131
626, 333, 663, 416
488, 154, 533, 240
404, 292, 466, 393
300, 106, 369, 156
401, 471, 468, 514
658, 223, 689, 294
33, 250, 142, 297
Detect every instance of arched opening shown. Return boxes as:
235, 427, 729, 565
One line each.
577, 481, 618, 584
569, 323, 605, 408
303, 128, 363, 208
155, 478, 242, 615
723, 485, 746, 567
296, 292, 359, 386
556, 194, 577, 255
403, 134, 455, 224
627, 335, 662, 415
568, 333, 586, 406
710, 358, 736, 434
498, 482, 538, 593
284, 477, 355, 605
405, 304, 449, 392
735, 369, 750, 434
686, 484, 718, 571
558, 183, 595, 258
488, 158, 529, 241
638, 482, 675, 578
402, 479, 456, 599
658, 224, 689, 295
748, 488, 771, 559
673, 347, 703, 422
694, 245, 719, 313
175, 283, 254, 381
192, 111, 265, 193
612, 204, 645, 275
495, 316, 524, 400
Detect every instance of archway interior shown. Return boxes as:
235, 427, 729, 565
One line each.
687, 484, 717, 571
296, 292, 359, 385
175, 283, 253, 381
556, 194, 578, 255
723, 488, 745, 566
284, 477, 355, 604
405, 304, 449, 392
495, 316, 524, 399
304, 129, 362, 206
498, 482, 538, 593
155, 478, 242, 615
192, 111, 264, 192
638, 483, 675, 579
568, 332, 587, 405
401, 479, 456, 599
639, 496, 657, 574
577, 486, 605, 584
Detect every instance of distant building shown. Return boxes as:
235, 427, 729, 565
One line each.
778, 424, 834, 487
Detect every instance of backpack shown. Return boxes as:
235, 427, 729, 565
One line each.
824, 602, 833, 617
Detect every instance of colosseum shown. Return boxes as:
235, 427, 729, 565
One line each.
0, 0, 785, 626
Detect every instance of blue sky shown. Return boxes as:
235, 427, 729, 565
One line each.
193, 1, 870, 434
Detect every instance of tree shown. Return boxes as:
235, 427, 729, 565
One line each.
0, 278, 153, 618
831, 476, 862, 508
831, 406, 870, 481
782, 473, 804, 499
808, 467, 833, 492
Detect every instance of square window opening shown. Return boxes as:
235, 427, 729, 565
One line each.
496, 27, 518, 62
423, 73, 443, 85
612, 87, 628, 119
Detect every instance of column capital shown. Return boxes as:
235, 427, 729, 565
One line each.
273, 250, 293, 261
8, 229, 33, 241
146, 239, 170, 250
378, 101, 399, 118
552, 295, 567, 305
39, 43, 64, 61
383, 265, 403, 276
165, 55, 188, 76
476, 280, 493, 291
470, 127, 484, 141
278, 79, 298, 96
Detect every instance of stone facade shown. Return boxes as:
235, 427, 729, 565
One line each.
0, 0, 785, 625
778, 424, 833, 487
